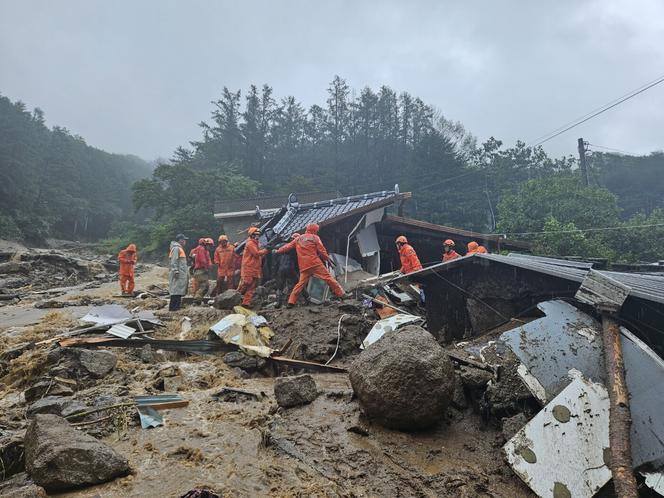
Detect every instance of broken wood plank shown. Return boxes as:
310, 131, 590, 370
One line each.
138, 400, 189, 410
269, 356, 346, 373
445, 349, 494, 373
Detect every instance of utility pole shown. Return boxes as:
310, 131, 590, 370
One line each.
578, 137, 589, 186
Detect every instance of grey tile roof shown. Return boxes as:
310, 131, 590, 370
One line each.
214, 191, 340, 216
271, 190, 402, 237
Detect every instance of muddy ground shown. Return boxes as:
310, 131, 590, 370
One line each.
0, 243, 536, 497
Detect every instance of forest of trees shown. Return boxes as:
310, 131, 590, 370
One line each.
131, 76, 664, 261
2, 77, 663, 262
0, 94, 152, 242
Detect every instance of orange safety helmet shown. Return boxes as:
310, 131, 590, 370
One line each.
247, 227, 260, 236
443, 239, 455, 247
205, 238, 214, 245
467, 241, 479, 251
305, 223, 319, 234
218, 234, 228, 242
198, 238, 205, 245
126, 243, 137, 252
395, 235, 408, 244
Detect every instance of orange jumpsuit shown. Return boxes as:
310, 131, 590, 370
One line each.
213, 243, 237, 294
398, 243, 422, 274
443, 249, 461, 262
277, 228, 344, 305
118, 244, 137, 294
238, 238, 268, 306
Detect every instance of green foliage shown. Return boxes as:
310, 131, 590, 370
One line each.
0, 94, 153, 242
128, 160, 257, 252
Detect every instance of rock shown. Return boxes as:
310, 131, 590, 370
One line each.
0, 431, 25, 479
458, 365, 493, 390
223, 351, 266, 372
213, 290, 242, 310
0, 342, 34, 362
27, 396, 87, 418
231, 367, 249, 379
78, 349, 117, 378
273, 374, 318, 408
47, 347, 117, 379
24, 378, 75, 403
34, 300, 65, 309
162, 375, 183, 392
348, 325, 455, 431
0, 473, 47, 498
24, 414, 130, 491
501, 413, 529, 441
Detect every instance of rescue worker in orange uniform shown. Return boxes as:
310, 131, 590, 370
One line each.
117, 243, 137, 295
237, 227, 269, 307
212, 235, 236, 296
190, 238, 212, 297
276, 223, 346, 307
395, 235, 422, 274
466, 241, 488, 255
442, 239, 461, 262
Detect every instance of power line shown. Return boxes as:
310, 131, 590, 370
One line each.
587, 143, 640, 156
529, 73, 664, 144
530, 73, 664, 147
504, 222, 664, 237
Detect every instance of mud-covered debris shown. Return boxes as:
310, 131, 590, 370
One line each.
349, 325, 454, 431
451, 373, 468, 410
24, 377, 75, 403
24, 414, 130, 491
457, 365, 493, 390
273, 374, 318, 408
0, 472, 47, 498
27, 396, 87, 418
223, 351, 266, 372
179, 487, 221, 498
213, 289, 242, 310
0, 342, 34, 362
34, 300, 66, 309
501, 413, 529, 441
47, 346, 117, 379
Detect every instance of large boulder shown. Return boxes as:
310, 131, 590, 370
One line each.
274, 375, 318, 408
213, 290, 242, 310
348, 325, 454, 431
24, 414, 129, 491
47, 347, 117, 379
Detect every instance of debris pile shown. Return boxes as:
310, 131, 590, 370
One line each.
1, 240, 663, 497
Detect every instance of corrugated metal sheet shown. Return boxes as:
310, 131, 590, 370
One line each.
396, 253, 664, 305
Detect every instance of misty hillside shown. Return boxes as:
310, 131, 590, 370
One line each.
0, 94, 153, 242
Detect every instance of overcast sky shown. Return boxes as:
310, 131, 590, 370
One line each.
1, 0, 663, 161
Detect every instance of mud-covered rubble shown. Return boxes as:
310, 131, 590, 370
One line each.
0, 245, 544, 497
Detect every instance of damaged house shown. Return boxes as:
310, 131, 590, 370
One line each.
218, 186, 528, 276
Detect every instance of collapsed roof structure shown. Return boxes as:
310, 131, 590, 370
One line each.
222, 186, 529, 275
394, 252, 664, 358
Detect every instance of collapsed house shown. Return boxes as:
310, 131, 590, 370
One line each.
220, 186, 528, 276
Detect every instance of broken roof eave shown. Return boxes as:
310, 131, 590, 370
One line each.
382, 215, 531, 250
393, 253, 664, 306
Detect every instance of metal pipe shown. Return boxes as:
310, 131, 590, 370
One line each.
601, 313, 638, 498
